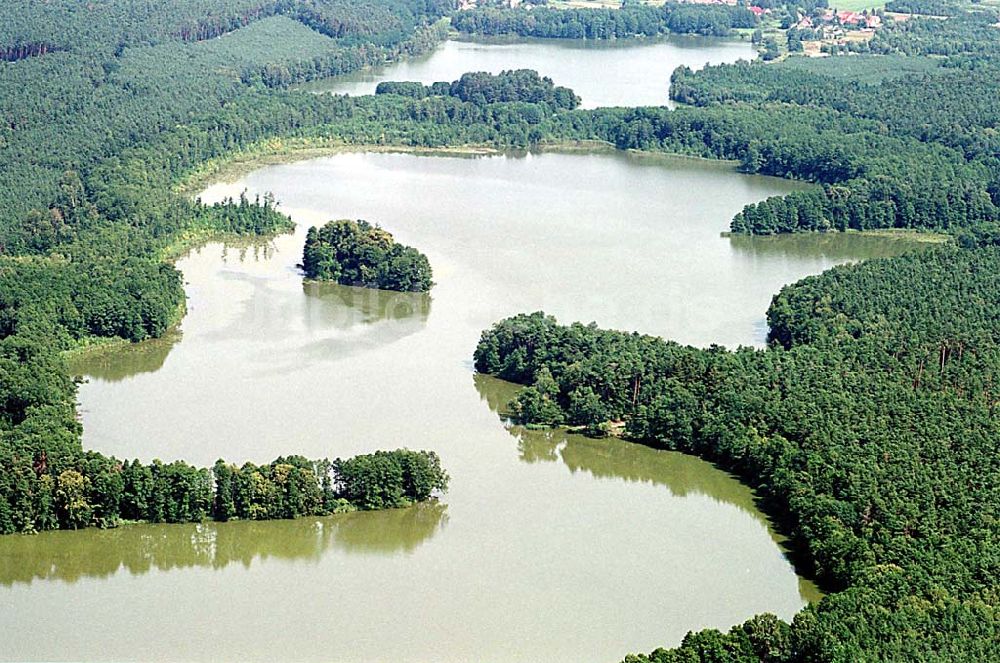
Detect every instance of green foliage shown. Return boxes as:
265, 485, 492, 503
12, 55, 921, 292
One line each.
0, 0, 460, 538
566, 385, 608, 432
302, 219, 433, 292
868, 11, 1000, 56
55, 470, 92, 529
767, 244, 1000, 359
0, 0, 452, 59
761, 37, 782, 61
449, 69, 579, 109
194, 192, 294, 236
623, 613, 793, 662
0, 447, 446, 533
475, 262, 1000, 659
333, 449, 449, 510
655, 47, 1000, 235
0, 256, 183, 345
512, 388, 565, 426
451, 4, 757, 39
0, 4, 450, 236
377, 69, 580, 110
216, 457, 328, 521
2, 0, 1000, 658
884, 0, 963, 16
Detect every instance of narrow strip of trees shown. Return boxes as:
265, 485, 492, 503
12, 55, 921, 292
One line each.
0, 448, 447, 533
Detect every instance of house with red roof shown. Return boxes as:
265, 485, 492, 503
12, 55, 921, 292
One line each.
837, 11, 863, 25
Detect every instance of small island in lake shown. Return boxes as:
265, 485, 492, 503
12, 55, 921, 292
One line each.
303, 219, 433, 292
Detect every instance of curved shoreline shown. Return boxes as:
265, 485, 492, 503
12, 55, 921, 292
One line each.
174, 138, 617, 196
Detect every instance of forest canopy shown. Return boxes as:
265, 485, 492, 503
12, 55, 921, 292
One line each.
1, 0, 999, 660
302, 219, 434, 292
475, 249, 1000, 659
376, 68, 580, 110
0, 448, 448, 533
451, 4, 758, 39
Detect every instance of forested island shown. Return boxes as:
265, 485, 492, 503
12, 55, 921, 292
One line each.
0, 0, 998, 660
303, 219, 433, 292
376, 68, 581, 109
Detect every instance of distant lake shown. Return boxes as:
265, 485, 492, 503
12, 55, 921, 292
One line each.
297, 35, 756, 108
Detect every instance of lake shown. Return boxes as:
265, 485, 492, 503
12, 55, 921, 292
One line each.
297, 36, 756, 108
0, 149, 930, 662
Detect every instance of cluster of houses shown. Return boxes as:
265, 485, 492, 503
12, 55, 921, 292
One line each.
796, 9, 882, 31
457, 0, 522, 9
631, 0, 884, 34
675, 0, 742, 5
456, 0, 886, 36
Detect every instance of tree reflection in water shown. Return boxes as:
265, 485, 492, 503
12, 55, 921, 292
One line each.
0, 501, 448, 586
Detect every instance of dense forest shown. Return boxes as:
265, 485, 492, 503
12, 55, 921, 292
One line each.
475, 244, 1000, 659
1, 447, 447, 533
0, 0, 460, 537
376, 68, 580, 109
883, 0, 964, 16
451, 4, 759, 39
302, 219, 434, 292
613, 46, 1000, 235
455, 7, 996, 661
1, 0, 999, 660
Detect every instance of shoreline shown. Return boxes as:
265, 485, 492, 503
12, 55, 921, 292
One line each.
179, 138, 947, 247
720, 227, 952, 243
172, 137, 760, 198
157, 226, 295, 263
66, 127, 910, 610
174, 140, 510, 197
62, 304, 187, 365
64, 225, 299, 366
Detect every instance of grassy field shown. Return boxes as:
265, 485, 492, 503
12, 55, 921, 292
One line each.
550, 0, 626, 8
549, 0, 668, 8
540, 0, 886, 13
828, 0, 886, 11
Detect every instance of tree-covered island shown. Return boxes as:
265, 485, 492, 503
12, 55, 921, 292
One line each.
302, 219, 433, 292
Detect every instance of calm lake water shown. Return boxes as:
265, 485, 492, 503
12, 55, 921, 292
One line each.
298, 36, 756, 108
0, 149, 929, 662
